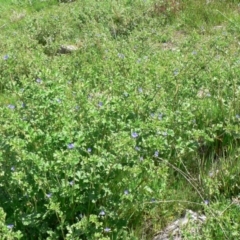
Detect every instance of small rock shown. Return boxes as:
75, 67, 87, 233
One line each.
153, 210, 206, 240
58, 45, 79, 54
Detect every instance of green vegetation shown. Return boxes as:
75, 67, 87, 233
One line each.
0, 0, 240, 239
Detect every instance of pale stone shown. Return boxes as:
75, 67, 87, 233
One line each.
58, 45, 79, 54
153, 210, 206, 240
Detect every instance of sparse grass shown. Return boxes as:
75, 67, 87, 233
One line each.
0, 0, 240, 239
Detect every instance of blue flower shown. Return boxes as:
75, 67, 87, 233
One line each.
99, 210, 105, 216
69, 181, 74, 186
87, 148, 92, 153
67, 143, 74, 149
173, 69, 179, 76
204, 200, 209, 205
36, 78, 42, 83
3, 55, 9, 60
135, 146, 140, 151
8, 104, 15, 109
140, 156, 144, 161
98, 102, 103, 107
124, 190, 129, 195
7, 224, 14, 229
104, 227, 111, 232
138, 87, 143, 93
118, 53, 125, 59
154, 151, 159, 157
158, 113, 163, 120
131, 132, 138, 138
11, 167, 15, 171
46, 193, 52, 198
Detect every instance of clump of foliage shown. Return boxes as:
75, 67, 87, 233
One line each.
0, 0, 240, 239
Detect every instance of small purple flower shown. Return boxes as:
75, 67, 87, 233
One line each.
36, 78, 42, 83
173, 69, 179, 76
192, 51, 197, 55
46, 193, 52, 198
135, 146, 140, 151
118, 53, 125, 59
8, 104, 15, 109
158, 113, 163, 120
204, 200, 209, 205
98, 102, 103, 107
7, 224, 14, 229
67, 143, 74, 149
87, 148, 92, 153
124, 190, 129, 195
56, 98, 61, 103
69, 181, 74, 186
150, 113, 155, 118
99, 210, 105, 216
151, 198, 156, 203
162, 132, 168, 137
154, 151, 159, 157
104, 227, 111, 232
11, 167, 15, 171
131, 132, 138, 138
3, 55, 9, 60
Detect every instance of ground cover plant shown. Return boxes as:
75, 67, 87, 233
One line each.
0, 0, 240, 239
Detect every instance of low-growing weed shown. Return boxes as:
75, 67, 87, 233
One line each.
0, 0, 240, 239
